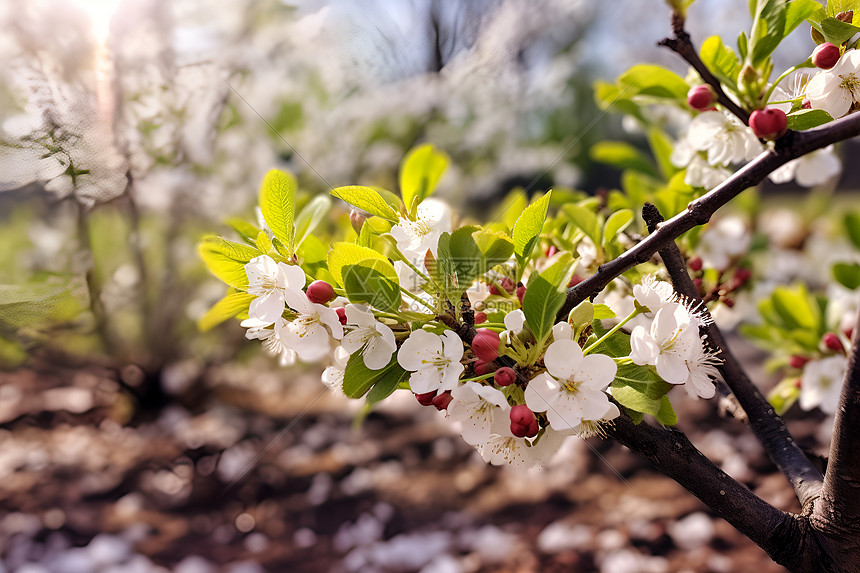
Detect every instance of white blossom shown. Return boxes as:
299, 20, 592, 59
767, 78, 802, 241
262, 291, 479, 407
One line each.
684, 155, 732, 190
397, 329, 465, 394
551, 321, 573, 341
476, 415, 565, 469
282, 289, 344, 363
687, 111, 762, 166
240, 316, 297, 366
466, 281, 491, 309
633, 274, 677, 314
697, 216, 750, 271
629, 303, 700, 385
524, 338, 617, 432
768, 146, 842, 188
682, 341, 721, 400
805, 50, 860, 119
800, 355, 847, 414
447, 381, 509, 445
341, 304, 397, 370
245, 255, 306, 322
321, 346, 351, 394
389, 198, 452, 257
504, 309, 526, 334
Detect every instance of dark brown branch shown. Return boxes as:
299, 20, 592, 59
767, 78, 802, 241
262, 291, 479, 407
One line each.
558, 110, 860, 320
606, 415, 805, 568
658, 12, 751, 125
642, 203, 824, 510
812, 308, 860, 546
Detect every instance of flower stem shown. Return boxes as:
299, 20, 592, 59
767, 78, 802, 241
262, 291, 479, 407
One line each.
460, 372, 496, 383
583, 307, 645, 355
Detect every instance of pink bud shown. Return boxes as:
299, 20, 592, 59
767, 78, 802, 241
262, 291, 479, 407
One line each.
489, 277, 515, 296
545, 245, 558, 257
306, 280, 336, 304
688, 256, 703, 272
510, 405, 539, 438
812, 43, 840, 70
687, 84, 717, 111
693, 277, 703, 292
474, 312, 487, 325
432, 391, 453, 411
802, 98, 811, 109
334, 307, 347, 325
494, 367, 517, 387
516, 285, 526, 305
568, 275, 583, 288
823, 333, 845, 353
471, 329, 501, 362
414, 391, 437, 406
722, 297, 735, 308
473, 360, 493, 376
789, 355, 809, 369
749, 108, 788, 140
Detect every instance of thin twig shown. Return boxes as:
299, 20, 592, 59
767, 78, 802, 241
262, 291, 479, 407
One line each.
658, 11, 751, 125
642, 203, 823, 510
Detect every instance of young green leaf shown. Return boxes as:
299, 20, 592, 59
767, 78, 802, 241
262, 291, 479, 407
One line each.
400, 144, 449, 214
259, 169, 297, 255
198, 236, 261, 290
343, 353, 397, 398
562, 204, 601, 247
327, 242, 395, 287
589, 142, 658, 177
603, 210, 634, 247
845, 212, 860, 248
294, 195, 331, 248
512, 191, 552, 262
787, 109, 833, 131
366, 365, 410, 405
699, 35, 741, 89
331, 185, 401, 222
747, 0, 787, 67
833, 262, 860, 289
522, 253, 574, 341
341, 260, 402, 312
198, 291, 256, 332
654, 395, 678, 426
226, 218, 261, 246
617, 65, 690, 101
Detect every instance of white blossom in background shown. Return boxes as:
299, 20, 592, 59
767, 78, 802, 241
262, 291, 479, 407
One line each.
397, 330, 465, 394
687, 110, 763, 166
696, 216, 751, 271
341, 304, 397, 370
800, 355, 847, 414
524, 338, 617, 432
447, 382, 510, 445
282, 289, 344, 363
245, 255, 307, 322
390, 198, 453, 258
477, 414, 566, 468
322, 346, 351, 394
684, 155, 733, 190
240, 316, 297, 367
805, 50, 860, 119
633, 275, 677, 314
768, 146, 842, 187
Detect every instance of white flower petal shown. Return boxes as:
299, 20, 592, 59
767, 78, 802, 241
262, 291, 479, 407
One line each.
544, 338, 583, 381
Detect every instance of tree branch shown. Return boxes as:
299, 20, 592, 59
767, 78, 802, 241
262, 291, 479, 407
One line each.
606, 415, 804, 568
558, 110, 860, 320
641, 203, 824, 510
812, 307, 860, 542
658, 12, 751, 125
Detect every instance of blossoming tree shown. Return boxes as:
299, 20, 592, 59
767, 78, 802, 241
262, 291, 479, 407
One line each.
199, 1, 860, 570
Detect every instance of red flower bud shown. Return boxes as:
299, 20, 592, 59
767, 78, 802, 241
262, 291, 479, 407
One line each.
432, 391, 453, 411
812, 42, 840, 70
510, 405, 539, 438
823, 333, 845, 353
494, 367, 517, 387
693, 277, 703, 292
688, 256, 703, 272
568, 275, 583, 288
306, 280, 336, 304
516, 285, 526, 305
734, 268, 752, 284
471, 329, 501, 362
349, 209, 367, 233
335, 307, 347, 325
489, 277, 515, 296
749, 108, 788, 140
687, 84, 717, 111
473, 360, 493, 376
415, 391, 437, 406
789, 355, 810, 369
474, 312, 487, 325
722, 296, 735, 308
545, 245, 558, 257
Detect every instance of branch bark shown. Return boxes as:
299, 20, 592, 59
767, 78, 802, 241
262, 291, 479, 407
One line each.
658, 12, 751, 125
558, 110, 860, 320
811, 308, 860, 563
641, 203, 824, 510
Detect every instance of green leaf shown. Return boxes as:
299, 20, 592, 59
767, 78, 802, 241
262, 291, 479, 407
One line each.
522, 253, 574, 340
768, 377, 801, 415
592, 304, 617, 320
255, 230, 272, 254
331, 185, 400, 222
198, 236, 262, 290
300, 234, 328, 264
617, 65, 690, 101
655, 396, 678, 426
259, 169, 297, 256
512, 191, 552, 262
786, 108, 834, 130
834, 262, 860, 289
294, 195, 331, 248
226, 218, 261, 245
845, 212, 860, 248
589, 142, 657, 177
198, 291, 255, 331
400, 144, 449, 213
611, 385, 662, 416
825, 0, 860, 17
343, 353, 396, 399
700, 35, 741, 88
342, 260, 402, 312
747, 0, 787, 67
769, 285, 819, 330
366, 365, 409, 405
492, 190, 530, 230
785, 0, 824, 35
821, 16, 860, 44
647, 128, 679, 180
562, 204, 601, 246
448, 226, 515, 290
603, 210, 634, 247
327, 242, 395, 287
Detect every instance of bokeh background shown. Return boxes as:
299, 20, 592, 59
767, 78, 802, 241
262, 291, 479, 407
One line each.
0, 1, 841, 572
